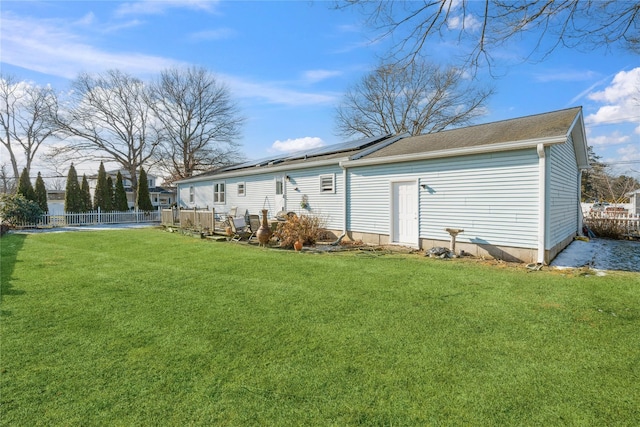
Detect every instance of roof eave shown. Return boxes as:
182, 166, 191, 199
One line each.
341, 135, 568, 168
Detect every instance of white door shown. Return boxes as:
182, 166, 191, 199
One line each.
392, 181, 418, 246
275, 175, 286, 213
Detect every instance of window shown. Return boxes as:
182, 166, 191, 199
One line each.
319, 174, 335, 193
148, 179, 153, 188
214, 182, 225, 203
237, 182, 245, 197
276, 178, 284, 195
189, 186, 194, 203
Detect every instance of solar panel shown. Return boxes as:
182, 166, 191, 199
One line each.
284, 134, 391, 161
222, 134, 392, 172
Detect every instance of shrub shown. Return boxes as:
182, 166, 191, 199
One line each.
0, 193, 43, 226
274, 214, 326, 249
583, 214, 629, 240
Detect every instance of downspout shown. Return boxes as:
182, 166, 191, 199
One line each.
577, 169, 584, 236
331, 163, 348, 245
537, 143, 547, 264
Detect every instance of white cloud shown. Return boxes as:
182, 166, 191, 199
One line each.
534, 69, 599, 83
447, 14, 481, 32
588, 131, 630, 146
271, 137, 324, 153
0, 13, 183, 79
303, 69, 342, 83
222, 75, 339, 106
586, 67, 640, 126
0, 12, 339, 108
115, 0, 219, 16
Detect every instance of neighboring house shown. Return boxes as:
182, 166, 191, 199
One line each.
46, 189, 65, 215
175, 107, 589, 264
89, 169, 176, 210
628, 189, 640, 215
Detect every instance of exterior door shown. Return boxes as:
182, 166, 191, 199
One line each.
275, 175, 286, 213
392, 181, 418, 246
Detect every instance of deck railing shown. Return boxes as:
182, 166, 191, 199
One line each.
162, 207, 230, 234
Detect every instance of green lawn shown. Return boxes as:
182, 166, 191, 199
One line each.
1, 228, 639, 426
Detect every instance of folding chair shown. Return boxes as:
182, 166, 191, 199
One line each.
247, 214, 261, 241
228, 215, 250, 242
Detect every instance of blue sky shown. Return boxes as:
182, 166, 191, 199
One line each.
1, 0, 639, 181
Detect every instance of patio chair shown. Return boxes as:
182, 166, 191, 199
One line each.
247, 214, 261, 241
229, 206, 238, 217
228, 215, 251, 242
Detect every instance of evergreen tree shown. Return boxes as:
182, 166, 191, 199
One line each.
34, 172, 48, 212
81, 175, 92, 212
17, 168, 36, 202
114, 171, 129, 211
136, 167, 154, 211
106, 175, 114, 211
64, 164, 83, 212
93, 161, 109, 210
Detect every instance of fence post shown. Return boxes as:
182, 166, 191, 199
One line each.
212, 207, 215, 232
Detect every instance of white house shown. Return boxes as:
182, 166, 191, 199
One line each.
90, 169, 175, 210
627, 189, 640, 215
175, 107, 589, 264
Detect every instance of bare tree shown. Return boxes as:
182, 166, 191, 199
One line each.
338, 1, 639, 70
54, 70, 160, 206
148, 67, 244, 184
0, 163, 16, 194
0, 74, 59, 185
335, 61, 492, 138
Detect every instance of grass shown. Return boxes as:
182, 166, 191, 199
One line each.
1, 228, 639, 426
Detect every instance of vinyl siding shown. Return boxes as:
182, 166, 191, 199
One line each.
548, 137, 579, 248
177, 165, 344, 230
177, 181, 214, 209
348, 149, 540, 248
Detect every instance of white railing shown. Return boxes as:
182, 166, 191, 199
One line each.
12, 208, 161, 229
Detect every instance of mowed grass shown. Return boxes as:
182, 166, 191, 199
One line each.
1, 229, 639, 426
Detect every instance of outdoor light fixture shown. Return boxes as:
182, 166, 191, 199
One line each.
286, 175, 291, 182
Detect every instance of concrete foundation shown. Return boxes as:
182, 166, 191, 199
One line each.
327, 229, 576, 265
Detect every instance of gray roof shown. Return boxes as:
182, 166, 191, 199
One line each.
360, 107, 582, 159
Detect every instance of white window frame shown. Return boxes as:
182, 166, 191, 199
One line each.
189, 186, 194, 203
319, 174, 335, 194
214, 182, 226, 203
237, 182, 246, 197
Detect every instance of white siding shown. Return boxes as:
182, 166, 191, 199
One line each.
176, 164, 344, 230
177, 181, 214, 209
282, 165, 344, 230
348, 149, 540, 249
548, 137, 579, 248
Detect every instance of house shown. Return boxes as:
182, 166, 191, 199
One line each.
46, 189, 65, 215
175, 107, 589, 264
627, 189, 640, 215
90, 169, 176, 210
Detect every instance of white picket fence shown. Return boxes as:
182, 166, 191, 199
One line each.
583, 212, 640, 237
11, 208, 161, 229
